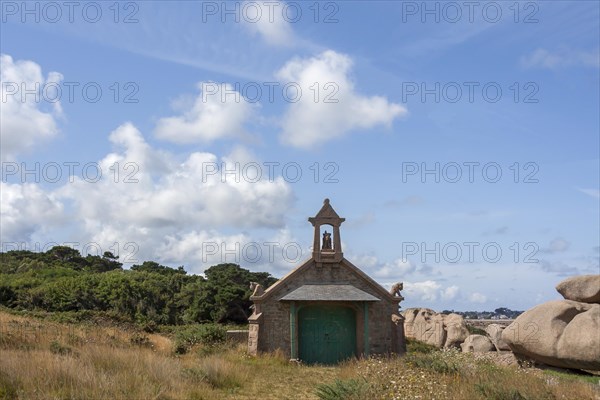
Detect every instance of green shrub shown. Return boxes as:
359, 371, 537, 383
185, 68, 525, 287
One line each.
474, 383, 529, 400
315, 378, 369, 400
406, 338, 439, 354
0, 371, 20, 400
129, 332, 151, 347
182, 357, 244, 389
543, 369, 600, 385
195, 342, 229, 357
141, 320, 158, 333
174, 342, 187, 355
49, 340, 73, 356
406, 353, 460, 374
173, 324, 226, 354
467, 324, 487, 336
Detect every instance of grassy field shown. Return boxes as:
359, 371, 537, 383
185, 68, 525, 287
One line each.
0, 310, 598, 400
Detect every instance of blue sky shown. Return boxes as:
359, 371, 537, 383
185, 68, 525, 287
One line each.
1, 1, 598, 311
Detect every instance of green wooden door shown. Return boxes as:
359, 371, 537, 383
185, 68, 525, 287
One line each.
298, 305, 356, 364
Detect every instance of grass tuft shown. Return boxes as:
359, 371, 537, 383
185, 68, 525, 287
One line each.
474, 383, 529, 400
406, 352, 461, 374
0, 371, 20, 400
49, 340, 75, 356
183, 355, 246, 391
406, 337, 440, 353
129, 332, 152, 347
467, 324, 488, 336
315, 378, 369, 400
173, 324, 226, 354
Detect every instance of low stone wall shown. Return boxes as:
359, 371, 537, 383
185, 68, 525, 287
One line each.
226, 330, 249, 344
467, 319, 514, 330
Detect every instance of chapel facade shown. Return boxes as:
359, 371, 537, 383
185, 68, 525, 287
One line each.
248, 199, 406, 364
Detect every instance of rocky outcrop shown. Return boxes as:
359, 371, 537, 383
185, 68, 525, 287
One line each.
502, 299, 600, 371
444, 313, 470, 348
402, 308, 469, 349
502, 275, 600, 372
556, 275, 600, 303
485, 324, 510, 351
404, 276, 600, 364
461, 334, 495, 352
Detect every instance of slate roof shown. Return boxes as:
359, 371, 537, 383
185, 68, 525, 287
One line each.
279, 284, 381, 302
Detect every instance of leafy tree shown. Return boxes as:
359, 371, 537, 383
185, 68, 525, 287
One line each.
85, 253, 122, 273
103, 251, 118, 260
131, 261, 186, 276
44, 246, 87, 270
46, 246, 80, 262
0, 247, 278, 325
203, 263, 277, 323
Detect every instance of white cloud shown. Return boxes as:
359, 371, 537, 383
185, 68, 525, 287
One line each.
157, 227, 306, 275
0, 54, 63, 160
404, 280, 441, 302
351, 254, 379, 269
469, 292, 487, 303
578, 188, 600, 199
157, 230, 251, 267
374, 258, 416, 279
351, 253, 414, 278
0, 121, 294, 267
345, 212, 375, 229
543, 237, 570, 254
539, 260, 579, 277
0, 182, 65, 243
441, 285, 460, 301
521, 48, 600, 69
63, 122, 293, 228
154, 82, 254, 144
108, 122, 173, 175
402, 281, 462, 303
276, 50, 407, 149
242, 0, 295, 46
355, 254, 440, 281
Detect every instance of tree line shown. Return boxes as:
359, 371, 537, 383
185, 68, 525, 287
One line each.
0, 246, 277, 325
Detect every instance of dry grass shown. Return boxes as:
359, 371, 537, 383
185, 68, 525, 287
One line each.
1, 311, 599, 400
226, 349, 340, 399
346, 351, 600, 400
0, 311, 217, 399
0, 312, 342, 399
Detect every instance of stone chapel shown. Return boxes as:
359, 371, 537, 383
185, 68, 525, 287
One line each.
248, 199, 406, 364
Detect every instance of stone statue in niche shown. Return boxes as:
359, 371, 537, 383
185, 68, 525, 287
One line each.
322, 230, 332, 250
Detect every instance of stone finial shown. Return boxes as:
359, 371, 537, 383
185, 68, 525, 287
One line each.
390, 282, 405, 302
250, 282, 264, 297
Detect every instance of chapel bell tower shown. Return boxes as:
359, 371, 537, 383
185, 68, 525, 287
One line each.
308, 198, 345, 266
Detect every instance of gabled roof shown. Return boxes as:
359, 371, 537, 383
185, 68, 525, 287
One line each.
253, 257, 313, 301
312, 198, 341, 219
340, 258, 400, 302
308, 198, 345, 226
280, 284, 380, 302
252, 256, 400, 303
